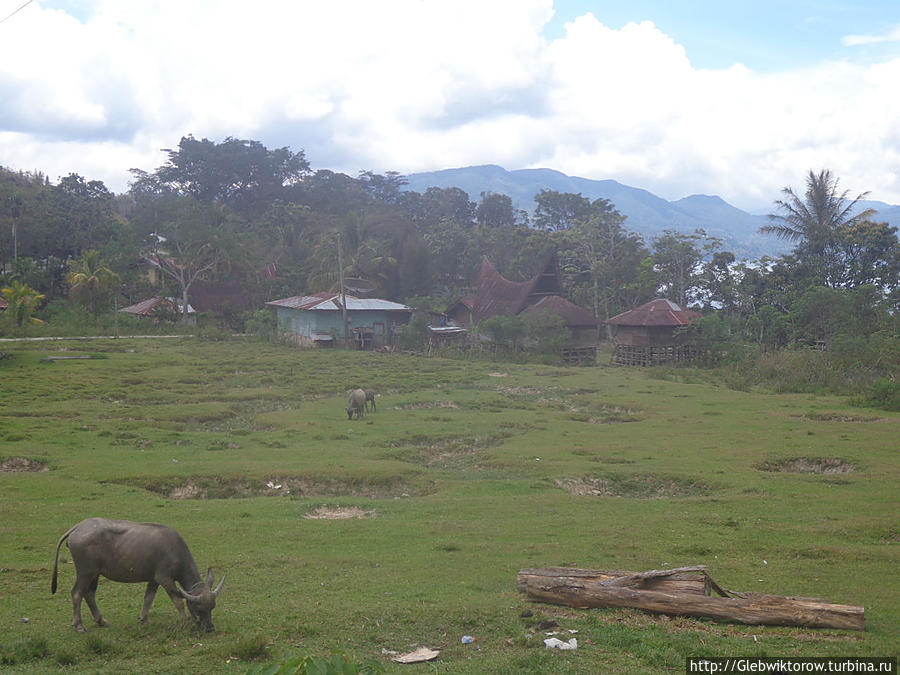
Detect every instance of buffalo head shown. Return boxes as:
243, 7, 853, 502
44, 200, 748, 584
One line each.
177, 568, 225, 632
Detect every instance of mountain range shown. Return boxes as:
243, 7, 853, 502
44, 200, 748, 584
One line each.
404, 165, 900, 260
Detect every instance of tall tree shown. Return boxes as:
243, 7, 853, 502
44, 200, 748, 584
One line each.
143, 198, 237, 322
401, 187, 475, 228
358, 171, 407, 205
533, 189, 592, 232
476, 191, 515, 227
152, 135, 311, 217
651, 230, 724, 306
761, 169, 876, 285
559, 198, 649, 324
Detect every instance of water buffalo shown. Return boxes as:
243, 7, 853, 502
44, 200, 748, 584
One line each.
51, 518, 224, 633
364, 389, 376, 413
346, 388, 366, 419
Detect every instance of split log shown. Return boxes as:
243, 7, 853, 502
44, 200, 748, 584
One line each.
521, 577, 864, 631
517, 567, 711, 596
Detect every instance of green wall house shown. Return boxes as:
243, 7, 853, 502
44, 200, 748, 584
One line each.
266, 293, 413, 348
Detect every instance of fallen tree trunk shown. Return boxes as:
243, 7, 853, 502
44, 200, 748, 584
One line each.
520, 575, 864, 631
517, 566, 711, 596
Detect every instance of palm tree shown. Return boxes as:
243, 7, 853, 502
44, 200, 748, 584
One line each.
66, 250, 119, 314
1, 281, 46, 326
762, 169, 876, 255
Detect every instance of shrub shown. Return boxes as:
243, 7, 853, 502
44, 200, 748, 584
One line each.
246, 309, 278, 340
851, 378, 900, 411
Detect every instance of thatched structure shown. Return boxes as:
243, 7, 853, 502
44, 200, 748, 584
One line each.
605, 299, 701, 366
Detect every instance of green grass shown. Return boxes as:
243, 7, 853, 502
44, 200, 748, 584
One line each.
0, 337, 897, 673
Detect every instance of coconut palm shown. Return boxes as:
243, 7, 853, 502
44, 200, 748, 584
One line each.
66, 250, 119, 314
1, 281, 46, 326
762, 169, 876, 254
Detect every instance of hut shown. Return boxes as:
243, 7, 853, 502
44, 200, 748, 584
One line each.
119, 296, 196, 325
266, 293, 413, 349
604, 299, 701, 366
446, 256, 599, 364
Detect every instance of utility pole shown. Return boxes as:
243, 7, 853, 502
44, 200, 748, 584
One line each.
337, 233, 348, 346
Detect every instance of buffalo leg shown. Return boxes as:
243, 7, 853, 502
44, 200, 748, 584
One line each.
160, 580, 189, 621
70, 573, 94, 633
83, 576, 108, 627
140, 581, 159, 624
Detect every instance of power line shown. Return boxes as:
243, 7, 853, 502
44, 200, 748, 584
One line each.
0, 0, 35, 26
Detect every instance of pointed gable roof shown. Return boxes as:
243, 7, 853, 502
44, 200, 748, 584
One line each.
604, 299, 701, 327
471, 256, 562, 323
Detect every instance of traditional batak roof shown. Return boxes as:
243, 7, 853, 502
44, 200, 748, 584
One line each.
471, 256, 562, 323
604, 299, 700, 327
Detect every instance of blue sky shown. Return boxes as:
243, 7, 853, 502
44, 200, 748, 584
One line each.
2, 0, 900, 210
547, 0, 900, 70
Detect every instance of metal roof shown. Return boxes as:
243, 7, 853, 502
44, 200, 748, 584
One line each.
119, 296, 195, 316
266, 294, 413, 312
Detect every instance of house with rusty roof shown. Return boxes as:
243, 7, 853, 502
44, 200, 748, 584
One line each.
119, 296, 196, 324
445, 256, 599, 363
604, 298, 701, 366
266, 293, 413, 349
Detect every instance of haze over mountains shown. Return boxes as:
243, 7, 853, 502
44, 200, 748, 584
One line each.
404, 165, 900, 260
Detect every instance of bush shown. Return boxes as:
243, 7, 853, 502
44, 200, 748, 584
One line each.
246, 309, 278, 340
851, 378, 900, 411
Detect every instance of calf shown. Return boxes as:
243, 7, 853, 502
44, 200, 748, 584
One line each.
52, 518, 224, 633
364, 389, 376, 413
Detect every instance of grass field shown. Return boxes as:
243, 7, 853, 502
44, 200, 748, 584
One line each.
1, 338, 897, 673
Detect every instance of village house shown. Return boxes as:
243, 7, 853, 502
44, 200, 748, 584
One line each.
444, 256, 599, 364
266, 293, 413, 349
119, 296, 196, 324
604, 298, 701, 366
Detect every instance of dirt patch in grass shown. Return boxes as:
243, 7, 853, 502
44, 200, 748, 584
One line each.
303, 505, 376, 519
802, 412, 881, 423
381, 433, 508, 468
109, 475, 425, 499
757, 457, 855, 474
394, 401, 460, 410
556, 473, 710, 498
0, 457, 49, 472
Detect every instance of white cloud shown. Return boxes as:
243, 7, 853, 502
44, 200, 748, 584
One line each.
842, 24, 900, 46
1, 0, 899, 211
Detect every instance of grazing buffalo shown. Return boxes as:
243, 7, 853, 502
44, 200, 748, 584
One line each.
52, 518, 224, 633
346, 388, 366, 420
364, 389, 376, 413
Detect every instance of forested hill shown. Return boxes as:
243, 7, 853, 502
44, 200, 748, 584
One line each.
405, 165, 900, 260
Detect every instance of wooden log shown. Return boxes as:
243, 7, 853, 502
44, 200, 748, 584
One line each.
521, 578, 864, 631
517, 567, 711, 596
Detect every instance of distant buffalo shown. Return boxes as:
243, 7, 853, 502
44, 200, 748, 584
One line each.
364, 389, 376, 413
346, 388, 366, 420
52, 518, 224, 633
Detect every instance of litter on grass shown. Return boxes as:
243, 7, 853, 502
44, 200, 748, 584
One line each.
392, 647, 440, 664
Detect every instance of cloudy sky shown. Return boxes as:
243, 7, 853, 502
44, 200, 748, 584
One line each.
1, 0, 899, 211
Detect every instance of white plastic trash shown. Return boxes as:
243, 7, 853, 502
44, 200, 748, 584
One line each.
544, 637, 578, 650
